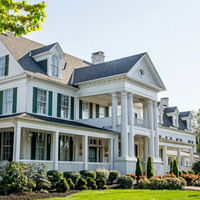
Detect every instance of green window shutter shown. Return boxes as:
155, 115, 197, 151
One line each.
70, 96, 74, 120
31, 133, 36, 160
4, 55, 9, 76
48, 91, 53, 116
12, 87, 17, 113
32, 87, 38, 113
57, 93, 61, 117
96, 104, 99, 118
79, 100, 82, 119
47, 134, 51, 160
89, 103, 93, 119
135, 113, 138, 118
0, 90, 3, 115
106, 106, 109, 117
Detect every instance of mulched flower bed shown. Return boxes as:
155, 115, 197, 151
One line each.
0, 190, 79, 200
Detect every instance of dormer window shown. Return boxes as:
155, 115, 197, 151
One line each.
51, 55, 59, 77
173, 114, 178, 126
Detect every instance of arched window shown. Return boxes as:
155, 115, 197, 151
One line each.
51, 55, 58, 77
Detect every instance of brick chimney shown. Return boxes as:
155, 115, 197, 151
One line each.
91, 51, 105, 64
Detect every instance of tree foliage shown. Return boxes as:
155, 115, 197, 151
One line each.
147, 155, 154, 179
135, 156, 142, 181
0, 0, 46, 36
192, 110, 200, 153
173, 159, 179, 178
170, 158, 174, 174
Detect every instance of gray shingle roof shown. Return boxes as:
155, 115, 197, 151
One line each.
31, 43, 57, 56
179, 111, 191, 117
72, 53, 146, 84
164, 107, 177, 113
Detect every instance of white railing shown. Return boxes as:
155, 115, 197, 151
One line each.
19, 160, 54, 170
58, 161, 84, 172
88, 162, 111, 171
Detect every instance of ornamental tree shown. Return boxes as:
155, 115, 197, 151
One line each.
0, 0, 46, 36
173, 159, 179, 177
170, 158, 174, 174
147, 155, 154, 179
135, 156, 142, 181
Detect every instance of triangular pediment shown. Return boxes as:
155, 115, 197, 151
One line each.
127, 53, 166, 91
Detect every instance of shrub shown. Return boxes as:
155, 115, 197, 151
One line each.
76, 177, 88, 190
164, 178, 183, 190
56, 178, 70, 192
180, 174, 197, 186
125, 174, 137, 180
178, 170, 182, 176
95, 169, 109, 180
149, 178, 165, 190
173, 159, 179, 177
63, 172, 80, 185
179, 177, 187, 187
182, 170, 187, 174
79, 170, 87, 178
96, 177, 106, 189
135, 156, 142, 181
193, 179, 200, 186
86, 177, 96, 189
170, 158, 174, 174
67, 178, 75, 189
187, 169, 195, 175
147, 156, 154, 179
138, 177, 150, 189
47, 170, 63, 187
108, 170, 120, 184
164, 173, 176, 178
85, 171, 96, 179
117, 175, 133, 189
192, 160, 200, 174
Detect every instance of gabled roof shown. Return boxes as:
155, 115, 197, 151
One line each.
164, 106, 177, 113
71, 53, 146, 84
179, 111, 191, 117
31, 43, 57, 56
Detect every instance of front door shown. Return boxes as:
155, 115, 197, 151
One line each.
89, 147, 97, 162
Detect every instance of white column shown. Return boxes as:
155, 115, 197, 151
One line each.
128, 93, 134, 157
144, 137, 149, 161
14, 124, 21, 162
143, 102, 148, 121
83, 135, 88, 170
153, 101, 159, 159
54, 131, 59, 170
177, 148, 181, 168
148, 100, 154, 158
121, 91, 128, 158
190, 148, 194, 166
114, 134, 119, 158
112, 92, 118, 131
163, 145, 168, 172
74, 97, 79, 120
108, 139, 114, 170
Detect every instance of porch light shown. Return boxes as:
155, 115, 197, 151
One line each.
104, 147, 109, 157
79, 144, 83, 155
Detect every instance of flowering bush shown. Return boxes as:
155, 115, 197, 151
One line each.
180, 174, 198, 186
125, 174, 137, 180
138, 177, 150, 189
164, 173, 176, 178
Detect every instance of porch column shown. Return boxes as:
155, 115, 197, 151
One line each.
153, 101, 159, 159
177, 148, 181, 168
114, 134, 119, 158
144, 137, 149, 161
128, 93, 134, 157
108, 139, 114, 170
14, 124, 21, 162
83, 135, 88, 170
190, 148, 194, 166
74, 97, 79, 120
147, 100, 154, 158
112, 92, 118, 131
163, 146, 168, 172
54, 131, 59, 170
143, 102, 148, 121
121, 91, 128, 158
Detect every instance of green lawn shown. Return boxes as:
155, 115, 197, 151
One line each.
41, 189, 200, 200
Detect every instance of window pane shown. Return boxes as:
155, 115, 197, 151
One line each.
4, 89, 13, 114
0, 57, 5, 77
82, 103, 89, 119
37, 89, 47, 114
59, 136, 69, 161
51, 56, 58, 77
61, 95, 69, 118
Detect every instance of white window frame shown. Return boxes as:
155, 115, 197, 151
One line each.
51, 55, 59, 77
61, 95, 70, 119
35, 133, 46, 160
59, 135, 70, 161
37, 89, 47, 115
82, 102, 89, 119
3, 89, 13, 114
99, 106, 105, 118
0, 56, 5, 77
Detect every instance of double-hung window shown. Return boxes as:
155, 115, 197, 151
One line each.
37, 89, 47, 114
82, 102, 89, 119
59, 135, 69, 161
4, 89, 13, 114
0, 56, 5, 77
51, 55, 59, 77
36, 133, 46, 160
61, 95, 69, 118
99, 106, 105, 118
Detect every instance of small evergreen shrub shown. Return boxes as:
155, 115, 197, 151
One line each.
178, 170, 182, 176
76, 177, 88, 190
63, 172, 80, 185
117, 175, 133, 189
170, 158, 174, 174
179, 177, 187, 187
47, 170, 63, 187
173, 159, 179, 177
79, 170, 87, 178
147, 156, 154, 179
108, 170, 120, 184
85, 171, 96, 179
149, 178, 165, 190
56, 178, 70, 192
193, 179, 200, 186
187, 169, 195, 174
182, 170, 187, 174
192, 160, 200, 174
86, 177, 97, 189
67, 178, 75, 189
138, 177, 150, 189
96, 177, 106, 189
135, 156, 142, 181
95, 169, 109, 180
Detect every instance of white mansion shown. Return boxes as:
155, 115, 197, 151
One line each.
0, 32, 196, 175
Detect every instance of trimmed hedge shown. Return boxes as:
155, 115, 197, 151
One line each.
63, 172, 80, 185
56, 178, 70, 192
95, 169, 109, 180
117, 175, 133, 189
108, 170, 120, 184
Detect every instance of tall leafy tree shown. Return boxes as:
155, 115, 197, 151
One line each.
147, 155, 154, 179
135, 156, 142, 181
0, 0, 46, 36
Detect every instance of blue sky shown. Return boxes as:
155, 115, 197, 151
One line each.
26, 0, 200, 111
